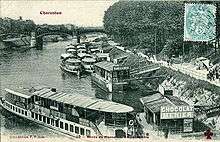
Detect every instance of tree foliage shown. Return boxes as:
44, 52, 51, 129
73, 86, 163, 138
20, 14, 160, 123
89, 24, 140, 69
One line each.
0, 17, 36, 34
103, 1, 219, 59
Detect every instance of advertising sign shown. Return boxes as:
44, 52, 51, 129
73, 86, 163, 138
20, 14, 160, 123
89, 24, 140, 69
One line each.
160, 106, 194, 119
183, 119, 193, 132
184, 4, 216, 41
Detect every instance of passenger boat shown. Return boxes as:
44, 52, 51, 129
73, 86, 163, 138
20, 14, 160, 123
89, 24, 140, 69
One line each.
0, 86, 134, 138
77, 53, 93, 60
60, 53, 74, 60
77, 48, 87, 54
81, 58, 96, 73
90, 48, 100, 54
66, 48, 77, 57
60, 58, 81, 76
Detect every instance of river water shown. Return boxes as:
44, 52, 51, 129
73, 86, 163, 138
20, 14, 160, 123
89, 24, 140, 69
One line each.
0, 39, 97, 138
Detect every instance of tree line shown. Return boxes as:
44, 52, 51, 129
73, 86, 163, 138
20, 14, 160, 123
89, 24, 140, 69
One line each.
0, 17, 36, 35
103, 1, 220, 60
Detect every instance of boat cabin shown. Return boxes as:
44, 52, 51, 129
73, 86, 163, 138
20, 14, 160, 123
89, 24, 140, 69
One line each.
77, 48, 87, 54
76, 44, 86, 49
77, 53, 93, 60
82, 58, 96, 73
60, 53, 73, 60
92, 61, 130, 92
4, 88, 33, 109
62, 58, 81, 66
66, 48, 77, 57
90, 48, 100, 54
4, 86, 134, 137
94, 53, 109, 62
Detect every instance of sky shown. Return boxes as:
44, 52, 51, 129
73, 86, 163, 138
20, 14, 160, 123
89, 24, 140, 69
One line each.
1, 0, 117, 26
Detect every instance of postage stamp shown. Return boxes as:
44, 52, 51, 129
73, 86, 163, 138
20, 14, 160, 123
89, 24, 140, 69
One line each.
184, 4, 216, 42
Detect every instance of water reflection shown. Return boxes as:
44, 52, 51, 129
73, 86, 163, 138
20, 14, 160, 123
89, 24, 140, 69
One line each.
0, 40, 96, 136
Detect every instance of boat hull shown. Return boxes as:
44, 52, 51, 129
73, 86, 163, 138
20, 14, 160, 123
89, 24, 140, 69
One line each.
60, 65, 80, 75
0, 99, 96, 138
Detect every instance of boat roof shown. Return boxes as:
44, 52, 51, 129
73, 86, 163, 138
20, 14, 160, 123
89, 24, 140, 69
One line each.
96, 53, 109, 58
77, 53, 92, 58
66, 58, 81, 63
5, 88, 34, 99
65, 45, 75, 49
61, 53, 72, 58
66, 48, 76, 52
140, 93, 189, 113
77, 48, 86, 51
77, 45, 86, 48
94, 61, 115, 72
82, 58, 96, 62
34, 87, 133, 113
91, 48, 100, 51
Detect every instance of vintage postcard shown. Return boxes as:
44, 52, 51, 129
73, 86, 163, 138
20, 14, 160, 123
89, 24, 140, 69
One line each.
0, 0, 220, 142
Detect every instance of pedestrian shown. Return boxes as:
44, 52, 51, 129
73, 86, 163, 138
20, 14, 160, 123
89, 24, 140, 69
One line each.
164, 128, 169, 139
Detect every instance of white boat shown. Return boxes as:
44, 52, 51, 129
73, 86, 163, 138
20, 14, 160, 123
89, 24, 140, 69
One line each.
77, 53, 93, 60
81, 58, 96, 73
90, 48, 100, 54
66, 48, 77, 57
60, 53, 74, 60
77, 48, 87, 54
60, 58, 81, 75
0, 86, 134, 138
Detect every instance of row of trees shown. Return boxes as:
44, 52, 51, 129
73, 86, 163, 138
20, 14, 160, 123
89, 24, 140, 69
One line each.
0, 17, 36, 34
103, 1, 219, 60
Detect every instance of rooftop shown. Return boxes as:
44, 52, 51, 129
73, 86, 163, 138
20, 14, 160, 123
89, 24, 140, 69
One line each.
94, 61, 115, 72
34, 87, 133, 113
140, 93, 189, 113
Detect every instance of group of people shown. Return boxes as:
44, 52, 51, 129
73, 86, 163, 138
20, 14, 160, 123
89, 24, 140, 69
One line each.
207, 65, 220, 81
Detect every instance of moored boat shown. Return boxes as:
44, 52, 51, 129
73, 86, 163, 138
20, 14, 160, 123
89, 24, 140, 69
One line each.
60, 57, 81, 76
60, 53, 74, 60
0, 86, 134, 138
81, 58, 96, 73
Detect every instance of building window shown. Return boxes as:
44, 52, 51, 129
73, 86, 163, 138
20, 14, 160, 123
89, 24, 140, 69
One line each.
70, 125, 74, 132
31, 112, 34, 118
35, 113, 38, 120
25, 111, 27, 116
10, 105, 12, 109
13, 106, 15, 111
22, 110, 24, 115
47, 118, 50, 124
18, 109, 21, 113
55, 120, 59, 127
80, 128, 85, 135
51, 119, 54, 126
60, 121, 63, 129
16, 108, 18, 112
39, 115, 42, 121
65, 123, 68, 131
75, 126, 79, 134
86, 129, 91, 136
43, 116, 46, 123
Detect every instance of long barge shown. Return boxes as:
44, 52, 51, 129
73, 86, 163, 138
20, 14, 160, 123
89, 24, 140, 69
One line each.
0, 86, 134, 138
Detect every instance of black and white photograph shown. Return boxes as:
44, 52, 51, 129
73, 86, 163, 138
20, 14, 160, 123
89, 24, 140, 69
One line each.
0, 0, 220, 141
